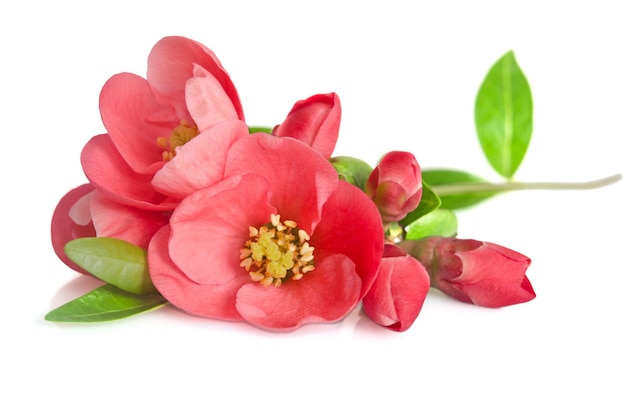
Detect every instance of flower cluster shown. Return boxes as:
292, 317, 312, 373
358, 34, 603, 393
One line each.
50, 35, 615, 332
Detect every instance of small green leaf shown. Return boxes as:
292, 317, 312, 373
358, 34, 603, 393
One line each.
330, 156, 373, 191
399, 180, 441, 227
404, 209, 458, 240
423, 169, 497, 210
248, 126, 274, 134
475, 50, 533, 178
45, 284, 168, 323
65, 238, 158, 295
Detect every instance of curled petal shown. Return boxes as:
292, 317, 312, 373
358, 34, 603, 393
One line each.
186, 65, 241, 130
81, 134, 176, 210
99, 73, 177, 174
147, 36, 244, 121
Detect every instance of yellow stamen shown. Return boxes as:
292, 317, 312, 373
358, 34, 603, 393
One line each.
157, 119, 199, 161
239, 214, 315, 287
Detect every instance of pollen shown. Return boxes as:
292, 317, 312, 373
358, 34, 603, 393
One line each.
157, 119, 200, 161
239, 214, 315, 287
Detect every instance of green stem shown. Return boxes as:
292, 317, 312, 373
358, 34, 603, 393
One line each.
430, 174, 622, 195
248, 126, 273, 134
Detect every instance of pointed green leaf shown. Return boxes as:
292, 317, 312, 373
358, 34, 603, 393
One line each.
404, 209, 458, 240
45, 284, 168, 323
475, 50, 533, 178
399, 180, 441, 227
64, 237, 158, 295
423, 169, 497, 210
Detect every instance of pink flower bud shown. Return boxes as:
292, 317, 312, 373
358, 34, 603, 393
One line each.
362, 244, 430, 332
365, 151, 422, 224
273, 93, 341, 159
400, 237, 535, 307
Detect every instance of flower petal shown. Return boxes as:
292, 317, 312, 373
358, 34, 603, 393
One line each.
459, 276, 536, 308
90, 191, 170, 248
50, 184, 96, 273
148, 225, 245, 321
186, 65, 241, 130
152, 120, 249, 199
310, 180, 384, 296
168, 175, 276, 286
456, 241, 530, 284
81, 134, 176, 210
235, 254, 361, 332
224, 133, 338, 233
147, 36, 244, 121
99, 73, 177, 174
362, 244, 430, 332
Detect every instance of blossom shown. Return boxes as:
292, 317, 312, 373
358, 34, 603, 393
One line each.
273, 93, 341, 158
400, 237, 536, 307
148, 133, 384, 331
81, 36, 245, 210
362, 244, 430, 332
365, 151, 422, 224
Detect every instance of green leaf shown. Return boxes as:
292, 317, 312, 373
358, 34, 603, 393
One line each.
330, 156, 373, 191
65, 238, 158, 295
404, 209, 458, 240
422, 169, 497, 210
475, 50, 533, 178
399, 180, 441, 227
45, 284, 168, 323
248, 126, 273, 134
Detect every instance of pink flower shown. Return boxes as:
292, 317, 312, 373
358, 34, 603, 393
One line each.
273, 93, 341, 158
365, 151, 422, 224
400, 237, 536, 307
362, 244, 430, 332
82, 36, 245, 210
148, 134, 384, 331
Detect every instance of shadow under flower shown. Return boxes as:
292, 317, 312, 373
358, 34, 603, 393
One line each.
48, 274, 105, 310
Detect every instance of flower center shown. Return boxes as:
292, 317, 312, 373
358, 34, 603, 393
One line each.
156, 119, 199, 161
240, 213, 315, 287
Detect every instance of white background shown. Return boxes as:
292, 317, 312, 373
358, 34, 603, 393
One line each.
1, 1, 624, 413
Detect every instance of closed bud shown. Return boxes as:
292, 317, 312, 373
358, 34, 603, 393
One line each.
273, 92, 341, 158
400, 236, 536, 307
365, 151, 422, 224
